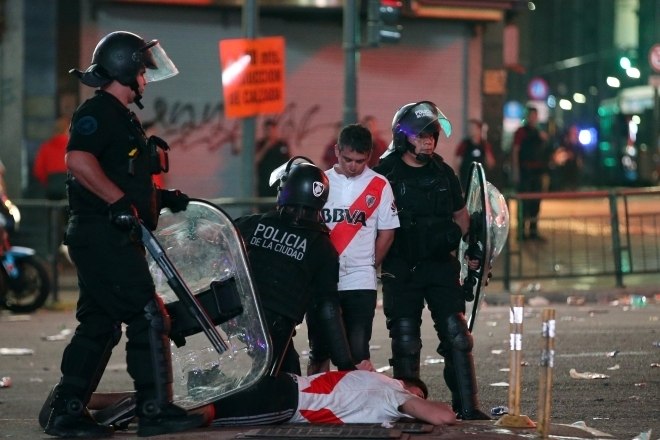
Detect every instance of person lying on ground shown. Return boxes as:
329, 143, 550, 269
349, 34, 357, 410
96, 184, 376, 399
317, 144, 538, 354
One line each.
84, 370, 457, 428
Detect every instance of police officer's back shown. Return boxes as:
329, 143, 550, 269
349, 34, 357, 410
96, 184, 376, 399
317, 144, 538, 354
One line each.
235, 158, 355, 375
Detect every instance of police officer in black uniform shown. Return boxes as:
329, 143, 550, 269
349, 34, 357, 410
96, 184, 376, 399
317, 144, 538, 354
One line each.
43, 31, 203, 438
235, 158, 356, 376
373, 101, 490, 420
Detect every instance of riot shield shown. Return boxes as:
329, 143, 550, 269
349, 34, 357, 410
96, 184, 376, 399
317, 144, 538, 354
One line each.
146, 199, 271, 409
459, 163, 510, 332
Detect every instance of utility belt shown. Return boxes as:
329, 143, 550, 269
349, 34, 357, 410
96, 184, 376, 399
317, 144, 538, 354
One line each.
393, 214, 462, 263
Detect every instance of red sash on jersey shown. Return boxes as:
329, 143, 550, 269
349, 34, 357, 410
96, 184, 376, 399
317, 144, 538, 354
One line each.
329, 177, 386, 255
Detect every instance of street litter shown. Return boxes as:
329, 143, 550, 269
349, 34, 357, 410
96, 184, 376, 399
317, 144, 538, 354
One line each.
607, 364, 620, 370
0, 347, 34, 355
490, 382, 509, 387
634, 382, 647, 387
528, 296, 549, 307
491, 349, 504, 355
42, 328, 72, 341
0, 376, 11, 388
569, 368, 609, 379
490, 405, 508, 416
2, 314, 31, 322
606, 350, 619, 357
567, 296, 586, 306
651, 363, 659, 368
423, 357, 443, 365
632, 429, 653, 440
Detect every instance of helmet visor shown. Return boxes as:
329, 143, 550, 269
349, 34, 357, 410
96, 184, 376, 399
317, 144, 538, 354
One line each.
142, 42, 179, 83
268, 156, 314, 187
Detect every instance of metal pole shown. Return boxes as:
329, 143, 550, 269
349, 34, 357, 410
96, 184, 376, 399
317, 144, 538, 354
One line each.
537, 308, 556, 438
608, 192, 624, 288
343, 0, 359, 125
241, 0, 258, 200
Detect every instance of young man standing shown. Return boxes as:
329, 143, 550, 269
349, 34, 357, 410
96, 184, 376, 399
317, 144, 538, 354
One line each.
308, 124, 399, 373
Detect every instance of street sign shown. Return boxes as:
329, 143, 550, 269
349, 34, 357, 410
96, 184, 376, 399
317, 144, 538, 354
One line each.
649, 44, 660, 73
528, 77, 549, 100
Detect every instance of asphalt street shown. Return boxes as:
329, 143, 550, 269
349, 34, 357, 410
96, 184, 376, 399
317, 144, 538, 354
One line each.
0, 266, 658, 439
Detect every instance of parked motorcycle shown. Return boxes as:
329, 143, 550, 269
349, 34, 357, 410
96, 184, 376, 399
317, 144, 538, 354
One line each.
0, 195, 51, 313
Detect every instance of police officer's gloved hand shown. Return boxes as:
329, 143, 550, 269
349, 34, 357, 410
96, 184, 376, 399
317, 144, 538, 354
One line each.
160, 189, 190, 213
108, 196, 141, 237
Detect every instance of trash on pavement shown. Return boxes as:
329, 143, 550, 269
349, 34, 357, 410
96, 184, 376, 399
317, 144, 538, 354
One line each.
0, 376, 11, 388
0, 348, 34, 356
569, 368, 609, 379
490, 382, 509, 387
607, 364, 620, 370
632, 429, 653, 440
42, 328, 72, 342
651, 363, 659, 368
491, 349, 504, 355
490, 405, 508, 416
607, 350, 619, 357
567, 296, 586, 306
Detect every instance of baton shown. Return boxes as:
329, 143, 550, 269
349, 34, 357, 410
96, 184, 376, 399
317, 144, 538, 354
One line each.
140, 223, 229, 353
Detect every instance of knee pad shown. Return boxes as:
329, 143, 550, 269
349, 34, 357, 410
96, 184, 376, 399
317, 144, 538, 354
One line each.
389, 318, 422, 356
446, 314, 473, 352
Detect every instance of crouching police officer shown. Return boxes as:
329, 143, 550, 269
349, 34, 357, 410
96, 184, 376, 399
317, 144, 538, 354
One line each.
235, 157, 357, 376
373, 101, 490, 420
43, 31, 202, 438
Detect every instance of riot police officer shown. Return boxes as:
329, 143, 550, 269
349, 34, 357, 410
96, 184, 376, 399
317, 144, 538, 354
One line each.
235, 158, 356, 375
373, 101, 490, 420
44, 31, 202, 438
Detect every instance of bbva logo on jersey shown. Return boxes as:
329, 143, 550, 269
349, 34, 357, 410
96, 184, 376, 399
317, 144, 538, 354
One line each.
321, 208, 367, 226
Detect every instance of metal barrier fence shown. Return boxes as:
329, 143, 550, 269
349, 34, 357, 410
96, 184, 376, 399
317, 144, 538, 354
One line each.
501, 187, 660, 290
12, 188, 660, 302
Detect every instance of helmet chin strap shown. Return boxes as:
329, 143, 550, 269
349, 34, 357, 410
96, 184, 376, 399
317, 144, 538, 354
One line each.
130, 82, 144, 109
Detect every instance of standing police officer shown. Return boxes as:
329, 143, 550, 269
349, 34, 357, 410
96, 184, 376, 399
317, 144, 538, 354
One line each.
373, 101, 490, 420
44, 31, 202, 438
235, 158, 357, 376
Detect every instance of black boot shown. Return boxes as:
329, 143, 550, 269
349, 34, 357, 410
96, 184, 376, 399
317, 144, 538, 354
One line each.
136, 399, 205, 437
44, 394, 113, 438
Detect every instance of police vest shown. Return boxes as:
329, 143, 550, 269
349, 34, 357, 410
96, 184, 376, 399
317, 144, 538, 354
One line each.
376, 154, 462, 262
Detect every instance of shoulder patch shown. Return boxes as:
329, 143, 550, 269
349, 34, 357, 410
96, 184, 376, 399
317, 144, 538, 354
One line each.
75, 116, 98, 135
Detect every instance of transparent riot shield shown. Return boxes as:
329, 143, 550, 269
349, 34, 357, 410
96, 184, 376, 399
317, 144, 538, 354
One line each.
146, 199, 271, 409
459, 163, 510, 332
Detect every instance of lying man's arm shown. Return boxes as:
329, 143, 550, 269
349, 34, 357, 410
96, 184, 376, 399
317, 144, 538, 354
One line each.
400, 397, 457, 425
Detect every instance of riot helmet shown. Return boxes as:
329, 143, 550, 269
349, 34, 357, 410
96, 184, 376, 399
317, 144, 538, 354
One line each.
391, 101, 452, 163
270, 156, 329, 211
70, 31, 178, 108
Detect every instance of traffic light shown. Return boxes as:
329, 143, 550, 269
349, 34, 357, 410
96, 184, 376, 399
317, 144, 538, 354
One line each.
367, 0, 403, 47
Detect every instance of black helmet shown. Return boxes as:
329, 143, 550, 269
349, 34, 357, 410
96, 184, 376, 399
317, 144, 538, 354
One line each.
70, 31, 178, 88
273, 157, 329, 210
391, 101, 452, 154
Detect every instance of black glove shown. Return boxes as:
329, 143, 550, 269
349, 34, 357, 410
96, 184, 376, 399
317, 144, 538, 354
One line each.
160, 189, 189, 213
108, 196, 141, 239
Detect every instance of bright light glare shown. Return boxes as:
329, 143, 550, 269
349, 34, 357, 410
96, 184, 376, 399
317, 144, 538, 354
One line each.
547, 95, 556, 108
221, 54, 252, 86
559, 99, 572, 110
631, 115, 641, 124
578, 129, 592, 145
619, 56, 631, 69
626, 67, 641, 78
573, 93, 586, 103
606, 76, 621, 88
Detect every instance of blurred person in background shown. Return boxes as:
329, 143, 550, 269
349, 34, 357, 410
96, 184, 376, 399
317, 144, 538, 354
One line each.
550, 124, 583, 191
255, 118, 290, 204
512, 106, 550, 241
33, 115, 70, 201
362, 115, 388, 168
454, 119, 495, 192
